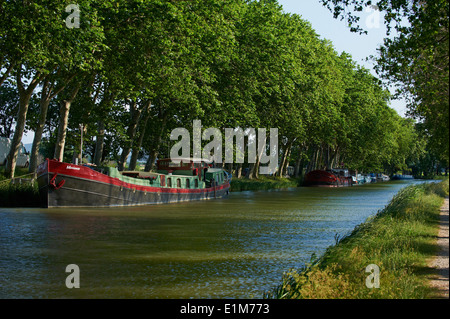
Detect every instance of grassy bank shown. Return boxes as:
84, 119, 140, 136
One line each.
266, 178, 449, 299
230, 176, 300, 192
0, 167, 40, 207
0, 181, 40, 207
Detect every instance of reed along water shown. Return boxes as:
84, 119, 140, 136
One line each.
0, 180, 426, 298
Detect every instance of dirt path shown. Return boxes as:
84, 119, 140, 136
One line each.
428, 197, 449, 298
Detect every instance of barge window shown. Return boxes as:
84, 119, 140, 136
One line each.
167, 177, 172, 187
186, 179, 190, 188
195, 179, 198, 188
177, 178, 181, 188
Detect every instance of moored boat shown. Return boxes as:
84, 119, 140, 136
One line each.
304, 169, 352, 187
37, 158, 231, 208
376, 173, 390, 182
391, 174, 414, 180
356, 174, 365, 184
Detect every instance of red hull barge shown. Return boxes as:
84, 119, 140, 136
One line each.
303, 170, 352, 187
37, 159, 231, 208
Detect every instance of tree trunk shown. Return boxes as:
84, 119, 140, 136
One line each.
246, 163, 254, 179
53, 101, 71, 161
129, 101, 152, 171
6, 91, 33, 177
280, 143, 292, 177
128, 132, 143, 170
118, 101, 139, 170
227, 162, 233, 175
30, 98, 51, 171
235, 163, 242, 178
119, 100, 151, 171
144, 112, 167, 172
145, 149, 158, 172
251, 134, 268, 179
307, 145, 319, 173
294, 144, 307, 178
6, 70, 43, 178
278, 140, 293, 177
29, 73, 75, 172
251, 151, 264, 179
94, 121, 105, 166
235, 136, 248, 178
30, 77, 53, 172
330, 145, 340, 169
316, 146, 323, 170
92, 88, 116, 166
54, 82, 81, 161
294, 155, 302, 177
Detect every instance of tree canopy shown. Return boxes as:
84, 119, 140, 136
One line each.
1, 0, 444, 179
319, 0, 449, 165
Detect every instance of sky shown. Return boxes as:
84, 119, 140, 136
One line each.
277, 0, 408, 117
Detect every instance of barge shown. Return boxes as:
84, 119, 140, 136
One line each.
37, 158, 231, 208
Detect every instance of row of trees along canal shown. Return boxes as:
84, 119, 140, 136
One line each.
1, 0, 448, 179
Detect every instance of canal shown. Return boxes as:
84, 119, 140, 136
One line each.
0, 180, 423, 298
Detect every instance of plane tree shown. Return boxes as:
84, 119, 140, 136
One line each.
1, 0, 104, 177
319, 0, 449, 163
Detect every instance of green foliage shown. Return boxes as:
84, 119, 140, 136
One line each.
0, 83, 18, 138
0, 0, 444, 177
320, 0, 449, 164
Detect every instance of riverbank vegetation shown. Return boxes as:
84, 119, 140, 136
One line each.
265, 178, 449, 299
0, 166, 40, 207
0, 1, 448, 180
0, 182, 40, 208
230, 176, 299, 192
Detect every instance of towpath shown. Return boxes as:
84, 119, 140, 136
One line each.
429, 196, 449, 298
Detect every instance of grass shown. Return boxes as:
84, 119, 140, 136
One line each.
230, 176, 300, 192
0, 181, 40, 207
0, 166, 33, 181
265, 178, 449, 299
0, 166, 41, 207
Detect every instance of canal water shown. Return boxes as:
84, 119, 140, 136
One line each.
0, 180, 424, 298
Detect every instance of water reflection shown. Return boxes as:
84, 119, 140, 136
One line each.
0, 180, 423, 298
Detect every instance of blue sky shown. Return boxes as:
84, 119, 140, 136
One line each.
278, 0, 408, 117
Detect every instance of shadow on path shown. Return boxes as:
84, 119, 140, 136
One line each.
429, 197, 449, 299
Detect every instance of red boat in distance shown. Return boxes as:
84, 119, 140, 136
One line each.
304, 169, 353, 187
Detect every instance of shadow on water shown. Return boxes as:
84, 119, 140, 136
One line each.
0, 180, 424, 298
